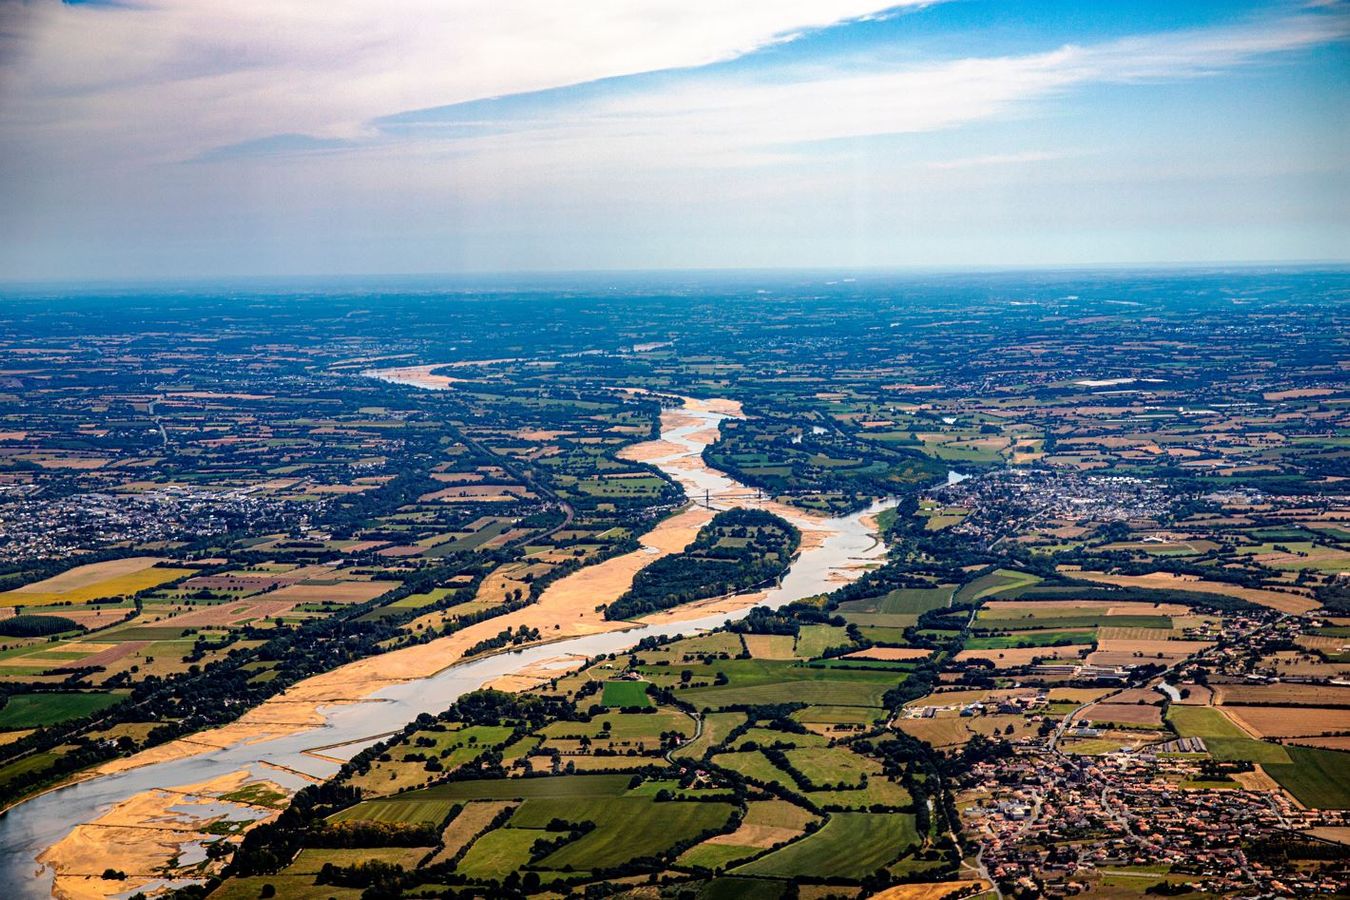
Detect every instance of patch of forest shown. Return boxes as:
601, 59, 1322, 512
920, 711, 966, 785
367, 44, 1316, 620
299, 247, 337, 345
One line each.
604, 508, 800, 620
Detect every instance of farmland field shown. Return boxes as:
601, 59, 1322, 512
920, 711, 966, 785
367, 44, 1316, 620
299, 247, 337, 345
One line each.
1264, 745, 1350, 808
954, 569, 1042, 603
600, 680, 652, 708
1222, 706, 1350, 738
1166, 706, 1248, 740
733, 811, 919, 878
327, 797, 458, 826
1214, 684, 1350, 707
1082, 702, 1163, 728
793, 624, 850, 657
964, 629, 1095, 649
0, 691, 127, 728
455, 826, 538, 879
419, 774, 634, 801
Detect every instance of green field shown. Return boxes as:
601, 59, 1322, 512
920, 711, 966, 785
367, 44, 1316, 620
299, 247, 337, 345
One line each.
517, 796, 736, 870
289, 846, 429, 875
791, 704, 886, 725
733, 811, 918, 878
540, 709, 689, 742
456, 826, 539, 878
964, 628, 1096, 649
0, 691, 128, 729
601, 680, 652, 708
783, 746, 871, 787
793, 624, 851, 657
676, 658, 902, 711
974, 614, 1170, 632
1265, 746, 1350, 808
837, 586, 953, 627
713, 750, 791, 787
679, 841, 763, 870
673, 711, 745, 760
419, 774, 634, 801
954, 569, 1042, 603
697, 877, 786, 900
1166, 706, 1247, 739
328, 797, 458, 826
1166, 707, 1297, 765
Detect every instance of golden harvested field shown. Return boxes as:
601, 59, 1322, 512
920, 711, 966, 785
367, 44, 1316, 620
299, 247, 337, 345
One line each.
1264, 651, 1350, 679
146, 598, 298, 627
1289, 736, 1350, 751
1047, 687, 1116, 703
20, 605, 135, 629
872, 881, 989, 900
1097, 626, 1180, 641
266, 580, 395, 604
476, 561, 553, 604
981, 600, 1188, 617
71, 641, 151, 668
844, 647, 931, 661
1062, 568, 1318, 615
0, 557, 192, 606
955, 644, 1090, 668
1222, 706, 1350, 739
1173, 684, 1214, 705
427, 801, 514, 865
1296, 635, 1348, 654
895, 717, 973, 748
1214, 684, 1350, 707
1088, 638, 1212, 667
1082, 702, 1163, 727
910, 687, 1042, 708
420, 483, 533, 503
742, 634, 799, 659
705, 800, 812, 848
10, 557, 168, 592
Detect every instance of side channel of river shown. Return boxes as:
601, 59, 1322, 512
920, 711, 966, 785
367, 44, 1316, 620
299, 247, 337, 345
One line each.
0, 381, 895, 897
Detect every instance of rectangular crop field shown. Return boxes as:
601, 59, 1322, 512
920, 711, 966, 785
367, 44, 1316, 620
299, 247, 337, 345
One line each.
1264, 745, 1350, 808
509, 796, 735, 870
328, 797, 458, 826
794, 624, 850, 658
733, 811, 918, 878
601, 680, 652, 708
0, 691, 127, 728
418, 773, 634, 801
0, 557, 192, 606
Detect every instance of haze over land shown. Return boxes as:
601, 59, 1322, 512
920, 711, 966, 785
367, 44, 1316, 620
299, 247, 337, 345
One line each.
0, 273, 1346, 899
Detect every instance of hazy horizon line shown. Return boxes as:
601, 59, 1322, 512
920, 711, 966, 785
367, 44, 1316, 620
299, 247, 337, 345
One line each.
3, 258, 1349, 294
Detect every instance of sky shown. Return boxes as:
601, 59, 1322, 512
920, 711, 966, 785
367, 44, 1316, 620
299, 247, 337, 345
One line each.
0, 0, 1346, 281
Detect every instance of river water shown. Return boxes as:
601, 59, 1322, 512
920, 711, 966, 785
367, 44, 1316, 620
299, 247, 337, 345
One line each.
0, 381, 894, 896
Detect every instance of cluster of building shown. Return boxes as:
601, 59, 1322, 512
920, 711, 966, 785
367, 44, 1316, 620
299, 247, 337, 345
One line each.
962, 749, 1348, 897
0, 484, 312, 562
933, 467, 1174, 541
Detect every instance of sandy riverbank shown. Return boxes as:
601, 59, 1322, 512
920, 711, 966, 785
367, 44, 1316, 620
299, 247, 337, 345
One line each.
40, 770, 283, 900
362, 363, 465, 390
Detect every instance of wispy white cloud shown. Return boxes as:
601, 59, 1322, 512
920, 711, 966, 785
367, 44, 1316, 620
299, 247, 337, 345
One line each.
0, 0, 932, 165
926, 150, 1076, 170
423, 6, 1348, 165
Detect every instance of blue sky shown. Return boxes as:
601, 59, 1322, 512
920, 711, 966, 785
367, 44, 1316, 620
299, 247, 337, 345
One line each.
0, 0, 1345, 280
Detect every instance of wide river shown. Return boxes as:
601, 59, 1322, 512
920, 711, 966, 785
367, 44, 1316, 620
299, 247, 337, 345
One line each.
0, 381, 895, 896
